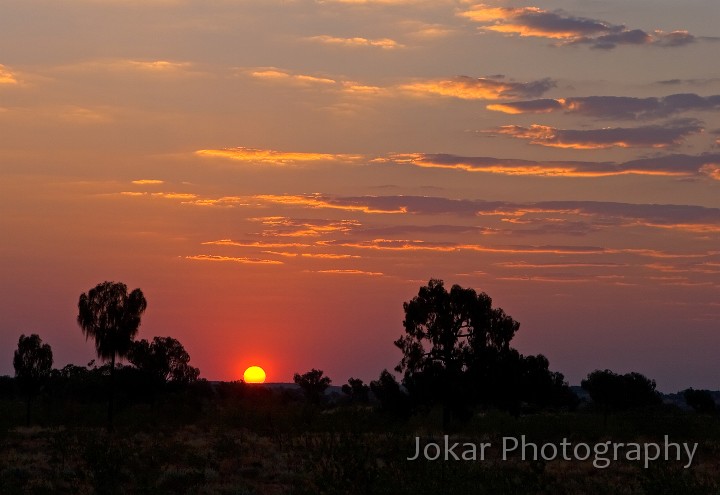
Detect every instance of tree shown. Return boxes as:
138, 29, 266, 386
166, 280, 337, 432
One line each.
394, 279, 521, 425
13, 334, 53, 425
683, 388, 716, 414
293, 369, 331, 404
369, 370, 411, 419
77, 281, 147, 428
581, 369, 662, 417
128, 336, 200, 385
342, 377, 370, 404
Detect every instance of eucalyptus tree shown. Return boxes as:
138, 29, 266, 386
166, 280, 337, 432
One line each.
128, 336, 200, 385
13, 333, 53, 425
395, 279, 529, 425
77, 281, 147, 427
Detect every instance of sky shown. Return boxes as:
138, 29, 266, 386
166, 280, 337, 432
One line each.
1, 0, 719, 392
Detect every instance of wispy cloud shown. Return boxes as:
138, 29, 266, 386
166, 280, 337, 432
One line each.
401, 75, 554, 100
195, 147, 361, 165
131, 179, 165, 185
496, 261, 626, 269
0, 64, 19, 84
202, 240, 311, 249
120, 191, 198, 200
248, 68, 336, 85
263, 251, 360, 259
253, 194, 407, 214
185, 255, 283, 265
251, 195, 720, 235
392, 152, 720, 178
321, 239, 713, 258
483, 120, 703, 149
251, 217, 361, 237
487, 94, 720, 120
307, 35, 403, 49
57, 59, 197, 76
125, 60, 193, 72
461, 4, 698, 49
312, 269, 384, 276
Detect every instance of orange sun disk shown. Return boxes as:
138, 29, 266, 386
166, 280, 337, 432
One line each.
243, 366, 267, 384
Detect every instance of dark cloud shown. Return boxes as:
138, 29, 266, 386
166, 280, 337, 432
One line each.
356, 224, 497, 236
462, 4, 699, 50
656, 78, 720, 86
484, 120, 703, 148
395, 151, 720, 179
252, 194, 720, 234
402, 75, 555, 100
489, 94, 720, 120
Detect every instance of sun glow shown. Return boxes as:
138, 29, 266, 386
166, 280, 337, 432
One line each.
243, 366, 267, 384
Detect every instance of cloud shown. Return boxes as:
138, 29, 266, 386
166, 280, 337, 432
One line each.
317, 238, 714, 260
393, 152, 720, 178
195, 147, 361, 165
248, 195, 720, 234
317, 0, 441, 4
263, 251, 360, 259
400, 20, 456, 39
321, 238, 616, 255
312, 269, 383, 276
202, 240, 311, 248
125, 187, 720, 233
483, 120, 703, 149
120, 191, 198, 200
307, 35, 403, 49
461, 4, 698, 49
356, 224, 498, 236
253, 194, 408, 214
56, 59, 197, 76
250, 217, 361, 237
487, 94, 720, 120
132, 179, 165, 185
249, 68, 336, 85
185, 255, 283, 265
496, 261, 626, 269
401, 75, 554, 100
125, 60, 193, 72
0, 64, 18, 84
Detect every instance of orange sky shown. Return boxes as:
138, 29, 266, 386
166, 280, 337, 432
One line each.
1, 0, 719, 392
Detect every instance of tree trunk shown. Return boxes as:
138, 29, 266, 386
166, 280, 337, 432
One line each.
25, 394, 32, 427
108, 354, 115, 431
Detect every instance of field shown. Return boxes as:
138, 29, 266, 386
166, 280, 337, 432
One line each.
2, 384, 720, 495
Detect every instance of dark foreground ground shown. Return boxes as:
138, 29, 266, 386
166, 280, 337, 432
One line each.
2, 389, 720, 494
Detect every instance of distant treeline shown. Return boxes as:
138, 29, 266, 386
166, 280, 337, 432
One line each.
4, 279, 717, 430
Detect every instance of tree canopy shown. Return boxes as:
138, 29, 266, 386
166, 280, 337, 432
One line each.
581, 369, 662, 411
77, 281, 147, 363
77, 281, 147, 428
293, 369, 331, 404
13, 334, 53, 386
394, 279, 519, 377
128, 336, 200, 384
394, 279, 574, 421
13, 333, 53, 425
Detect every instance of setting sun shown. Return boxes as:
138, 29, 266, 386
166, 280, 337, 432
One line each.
243, 366, 267, 384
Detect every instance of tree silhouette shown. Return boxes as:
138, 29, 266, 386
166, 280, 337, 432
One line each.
683, 388, 716, 414
77, 281, 147, 428
581, 369, 661, 423
13, 334, 53, 426
342, 377, 370, 403
395, 279, 520, 425
128, 336, 200, 385
293, 369, 331, 404
369, 370, 411, 419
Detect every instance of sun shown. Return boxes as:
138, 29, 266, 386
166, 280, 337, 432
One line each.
243, 365, 267, 384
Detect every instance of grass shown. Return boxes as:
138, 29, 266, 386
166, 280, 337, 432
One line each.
1, 393, 720, 494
